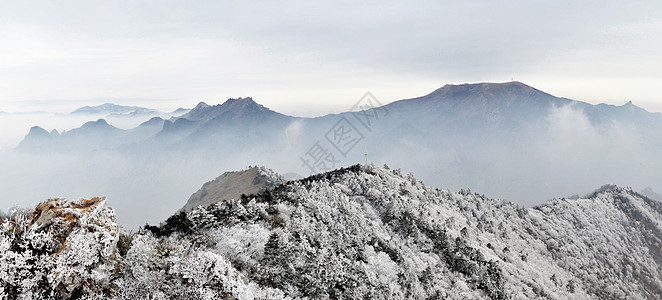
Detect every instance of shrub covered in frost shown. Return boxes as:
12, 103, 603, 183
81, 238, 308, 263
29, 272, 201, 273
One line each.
2, 165, 662, 299
0, 197, 119, 299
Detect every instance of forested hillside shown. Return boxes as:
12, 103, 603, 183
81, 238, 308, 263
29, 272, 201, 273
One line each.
2, 165, 661, 299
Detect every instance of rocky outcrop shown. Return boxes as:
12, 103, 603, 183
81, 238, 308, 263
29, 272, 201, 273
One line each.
1, 197, 119, 299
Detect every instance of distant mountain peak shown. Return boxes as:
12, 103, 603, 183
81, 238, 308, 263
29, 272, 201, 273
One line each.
146, 116, 164, 122
383, 81, 569, 126
72, 103, 156, 115
73, 119, 123, 135
224, 96, 254, 104
620, 100, 648, 113
181, 166, 285, 211
442, 81, 527, 88
428, 81, 550, 99
17, 126, 55, 152
161, 117, 195, 133
641, 187, 662, 201
221, 96, 260, 107
193, 102, 210, 110
23, 126, 59, 139
26, 126, 51, 138
81, 118, 111, 128
180, 97, 280, 122
138, 116, 165, 127
171, 107, 191, 113
220, 97, 269, 115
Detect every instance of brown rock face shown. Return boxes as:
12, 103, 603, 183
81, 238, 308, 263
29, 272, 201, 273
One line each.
181, 167, 284, 211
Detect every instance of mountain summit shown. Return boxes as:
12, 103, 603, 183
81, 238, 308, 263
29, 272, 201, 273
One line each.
427, 81, 555, 101
180, 97, 283, 122
181, 166, 285, 211
642, 187, 662, 201
16, 126, 58, 152
72, 103, 156, 115
385, 81, 573, 127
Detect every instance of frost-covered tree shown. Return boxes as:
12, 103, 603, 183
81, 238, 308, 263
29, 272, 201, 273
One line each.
2, 165, 662, 299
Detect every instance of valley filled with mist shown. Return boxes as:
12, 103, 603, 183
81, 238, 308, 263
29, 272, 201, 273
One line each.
1, 81, 661, 228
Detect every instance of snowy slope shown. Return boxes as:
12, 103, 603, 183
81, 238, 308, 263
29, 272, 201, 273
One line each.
2, 165, 661, 299
170, 165, 662, 299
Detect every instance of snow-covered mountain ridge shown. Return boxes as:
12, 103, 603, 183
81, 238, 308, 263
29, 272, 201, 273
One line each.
2, 165, 661, 299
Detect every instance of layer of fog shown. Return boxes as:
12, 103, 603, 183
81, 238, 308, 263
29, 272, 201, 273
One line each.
1, 104, 661, 228
0, 110, 185, 150
0, 146, 303, 228
377, 104, 662, 203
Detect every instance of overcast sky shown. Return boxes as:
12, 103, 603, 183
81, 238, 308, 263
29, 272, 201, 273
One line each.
1, 0, 661, 115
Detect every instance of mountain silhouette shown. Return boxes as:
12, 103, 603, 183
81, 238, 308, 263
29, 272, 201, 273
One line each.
72, 103, 156, 115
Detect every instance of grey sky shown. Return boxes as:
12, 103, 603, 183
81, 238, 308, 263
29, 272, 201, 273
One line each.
1, 0, 661, 115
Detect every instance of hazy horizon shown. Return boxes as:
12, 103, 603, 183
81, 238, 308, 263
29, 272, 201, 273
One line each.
1, 1, 661, 115
3, 80, 662, 115
2, 80, 659, 151
3, 80, 662, 228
